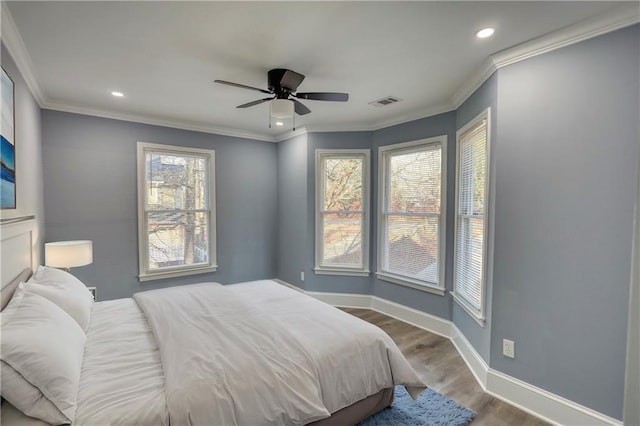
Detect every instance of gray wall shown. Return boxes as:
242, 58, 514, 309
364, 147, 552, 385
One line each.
491, 25, 639, 419
371, 112, 456, 320
0, 43, 44, 265
276, 133, 308, 289
624, 142, 639, 425
451, 73, 497, 362
305, 131, 373, 294
42, 110, 278, 300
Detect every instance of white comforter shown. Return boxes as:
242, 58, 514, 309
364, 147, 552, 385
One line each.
134, 280, 425, 426
75, 299, 167, 425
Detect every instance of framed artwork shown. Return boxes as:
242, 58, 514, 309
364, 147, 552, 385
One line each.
1, 66, 15, 209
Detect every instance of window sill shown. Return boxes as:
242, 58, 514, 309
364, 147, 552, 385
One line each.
314, 268, 370, 277
375, 272, 445, 296
139, 265, 218, 282
451, 291, 486, 327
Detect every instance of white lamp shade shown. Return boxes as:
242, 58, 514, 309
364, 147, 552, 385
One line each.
45, 240, 93, 268
271, 99, 294, 119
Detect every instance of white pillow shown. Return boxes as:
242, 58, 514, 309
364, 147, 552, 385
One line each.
1, 283, 86, 425
1, 360, 68, 425
27, 265, 94, 332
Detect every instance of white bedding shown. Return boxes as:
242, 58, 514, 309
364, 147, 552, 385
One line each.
134, 280, 425, 425
74, 298, 167, 426
229, 281, 423, 413
2, 280, 424, 426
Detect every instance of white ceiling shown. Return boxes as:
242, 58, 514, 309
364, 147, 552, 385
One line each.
4, 1, 637, 141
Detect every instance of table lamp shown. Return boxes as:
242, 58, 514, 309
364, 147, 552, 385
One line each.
45, 240, 93, 272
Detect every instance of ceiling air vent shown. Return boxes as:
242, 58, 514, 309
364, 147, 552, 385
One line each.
369, 96, 403, 107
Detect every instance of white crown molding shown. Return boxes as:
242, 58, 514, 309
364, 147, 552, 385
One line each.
304, 123, 374, 134
491, 3, 640, 71
451, 3, 640, 109
274, 126, 309, 142
273, 279, 624, 426
4, 3, 638, 140
450, 58, 497, 111
367, 102, 456, 131
43, 100, 278, 142
290, 101, 455, 137
1, 3, 46, 106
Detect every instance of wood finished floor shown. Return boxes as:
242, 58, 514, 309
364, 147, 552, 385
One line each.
341, 308, 549, 426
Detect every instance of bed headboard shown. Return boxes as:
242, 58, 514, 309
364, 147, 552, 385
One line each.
1, 216, 37, 309
0, 268, 32, 310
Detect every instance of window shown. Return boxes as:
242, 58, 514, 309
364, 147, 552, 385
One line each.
452, 109, 490, 324
377, 137, 447, 294
137, 142, 216, 281
315, 149, 370, 276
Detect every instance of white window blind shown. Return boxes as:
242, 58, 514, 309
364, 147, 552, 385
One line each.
453, 112, 489, 320
137, 142, 217, 281
315, 150, 370, 275
378, 137, 446, 292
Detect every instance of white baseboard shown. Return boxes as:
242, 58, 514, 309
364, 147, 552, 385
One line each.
449, 324, 489, 389
308, 290, 371, 309
272, 279, 305, 292
486, 370, 623, 426
370, 296, 452, 339
272, 280, 622, 426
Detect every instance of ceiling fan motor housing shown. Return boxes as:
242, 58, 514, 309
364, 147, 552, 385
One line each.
268, 68, 304, 98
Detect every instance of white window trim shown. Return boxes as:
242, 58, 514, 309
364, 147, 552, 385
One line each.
451, 108, 491, 326
376, 136, 447, 295
314, 149, 371, 276
137, 141, 217, 282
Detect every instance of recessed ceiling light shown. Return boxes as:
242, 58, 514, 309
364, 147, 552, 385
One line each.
111, 91, 124, 97
476, 28, 495, 39
275, 121, 284, 126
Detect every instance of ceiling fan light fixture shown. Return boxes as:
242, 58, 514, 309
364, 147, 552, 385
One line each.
271, 99, 294, 119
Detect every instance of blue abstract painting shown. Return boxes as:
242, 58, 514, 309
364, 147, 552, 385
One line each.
1, 67, 15, 209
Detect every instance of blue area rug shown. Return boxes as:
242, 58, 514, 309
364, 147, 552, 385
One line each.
360, 386, 475, 426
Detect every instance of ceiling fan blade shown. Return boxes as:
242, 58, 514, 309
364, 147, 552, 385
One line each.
280, 70, 305, 91
236, 97, 274, 108
295, 92, 349, 102
293, 99, 311, 115
214, 80, 272, 94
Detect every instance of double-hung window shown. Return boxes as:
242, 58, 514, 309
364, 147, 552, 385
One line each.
377, 136, 447, 294
315, 149, 370, 276
137, 142, 217, 281
452, 109, 490, 324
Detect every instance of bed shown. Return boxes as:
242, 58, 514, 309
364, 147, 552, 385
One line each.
0, 220, 425, 425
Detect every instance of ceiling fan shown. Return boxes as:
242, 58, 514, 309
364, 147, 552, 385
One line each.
214, 68, 349, 117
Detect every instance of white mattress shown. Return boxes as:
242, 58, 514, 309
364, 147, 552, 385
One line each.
74, 298, 167, 426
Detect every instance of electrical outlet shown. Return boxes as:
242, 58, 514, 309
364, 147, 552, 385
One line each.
301, 271, 305, 282
503, 339, 515, 358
